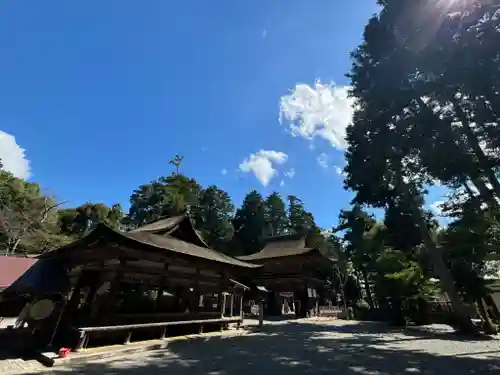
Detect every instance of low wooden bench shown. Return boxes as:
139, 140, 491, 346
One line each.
73, 316, 243, 351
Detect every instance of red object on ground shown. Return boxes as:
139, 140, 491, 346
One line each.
59, 348, 71, 358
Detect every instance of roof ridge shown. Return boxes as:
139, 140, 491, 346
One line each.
128, 214, 187, 233
148, 231, 253, 266
121, 228, 260, 268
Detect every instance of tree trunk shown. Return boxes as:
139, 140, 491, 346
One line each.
334, 264, 349, 318
361, 267, 375, 309
7, 237, 21, 255
390, 297, 406, 326
477, 297, 498, 335
452, 99, 500, 199
470, 178, 499, 209
416, 96, 500, 205
406, 188, 476, 333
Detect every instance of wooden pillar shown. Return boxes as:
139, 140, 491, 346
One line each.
103, 259, 127, 319
82, 278, 100, 321
229, 293, 234, 317
65, 271, 89, 315
75, 331, 87, 352
258, 299, 264, 327
47, 292, 71, 348
193, 268, 201, 312
239, 294, 244, 318
124, 331, 132, 345
221, 293, 227, 318
156, 263, 169, 312
155, 286, 164, 311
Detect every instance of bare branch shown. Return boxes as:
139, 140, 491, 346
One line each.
0, 197, 67, 255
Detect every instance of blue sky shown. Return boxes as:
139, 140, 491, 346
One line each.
0, 0, 448, 229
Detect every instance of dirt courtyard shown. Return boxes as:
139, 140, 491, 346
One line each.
5, 320, 500, 375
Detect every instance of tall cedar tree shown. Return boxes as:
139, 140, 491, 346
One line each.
287, 195, 315, 234
264, 192, 288, 237
191, 185, 235, 251
343, 0, 499, 331
232, 190, 266, 255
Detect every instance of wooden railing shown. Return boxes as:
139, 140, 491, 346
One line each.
318, 306, 344, 318
73, 316, 243, 351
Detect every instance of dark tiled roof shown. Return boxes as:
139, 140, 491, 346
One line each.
42, 224, 260, 269
128, 215, 185, 234
129, 214, 211, 249
236, 233, 319, 261
123, 230, 260, 268
0, 257, 37, 290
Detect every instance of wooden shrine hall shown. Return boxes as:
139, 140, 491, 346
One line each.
237, 232, 335, 318
0, 214, 260, 351
0, 214, 334, 353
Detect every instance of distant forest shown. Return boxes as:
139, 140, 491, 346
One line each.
0, 155, 339, 258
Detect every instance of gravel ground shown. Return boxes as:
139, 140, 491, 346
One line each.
5, 320, 500, 375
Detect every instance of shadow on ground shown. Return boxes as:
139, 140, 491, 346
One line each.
26, 321, 500, 375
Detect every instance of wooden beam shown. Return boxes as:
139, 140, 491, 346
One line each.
75, 317, 242, 332
83, 265, 225, 285
59, 241, 249, 277
258, 300, 264, 327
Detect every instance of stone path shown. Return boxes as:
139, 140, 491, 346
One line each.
3, 320, 500, 374
0, 357, 45, 374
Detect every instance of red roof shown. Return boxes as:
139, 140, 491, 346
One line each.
0, 257, 37, 289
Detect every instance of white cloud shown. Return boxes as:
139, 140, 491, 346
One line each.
284, 167, 295, 179
280, 180, 285, 187
239, 150, 288, 186
316, 153, 329, 169
261, 29, 268, 37
221, 168, 228, 175
429, 200, 445, 216
334, 165, 343, 176
279, 80, 355, 149
0, 130, 31, 179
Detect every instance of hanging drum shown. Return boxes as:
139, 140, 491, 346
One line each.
29, 299, 55, 321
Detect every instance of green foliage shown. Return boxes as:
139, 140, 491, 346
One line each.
335, 203, 437, 313
373, 249, 434, 302
232, 190, 266, 255
440, 203, 500, 301
346, 0, 500, 203
287, 195, 316, 234
57, 202, 125, 237
343, 0, 500, 330
0, 169, 69, 254
127, 173, 202, 227
191, 185, 235, 251
263, 192, 288, 237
